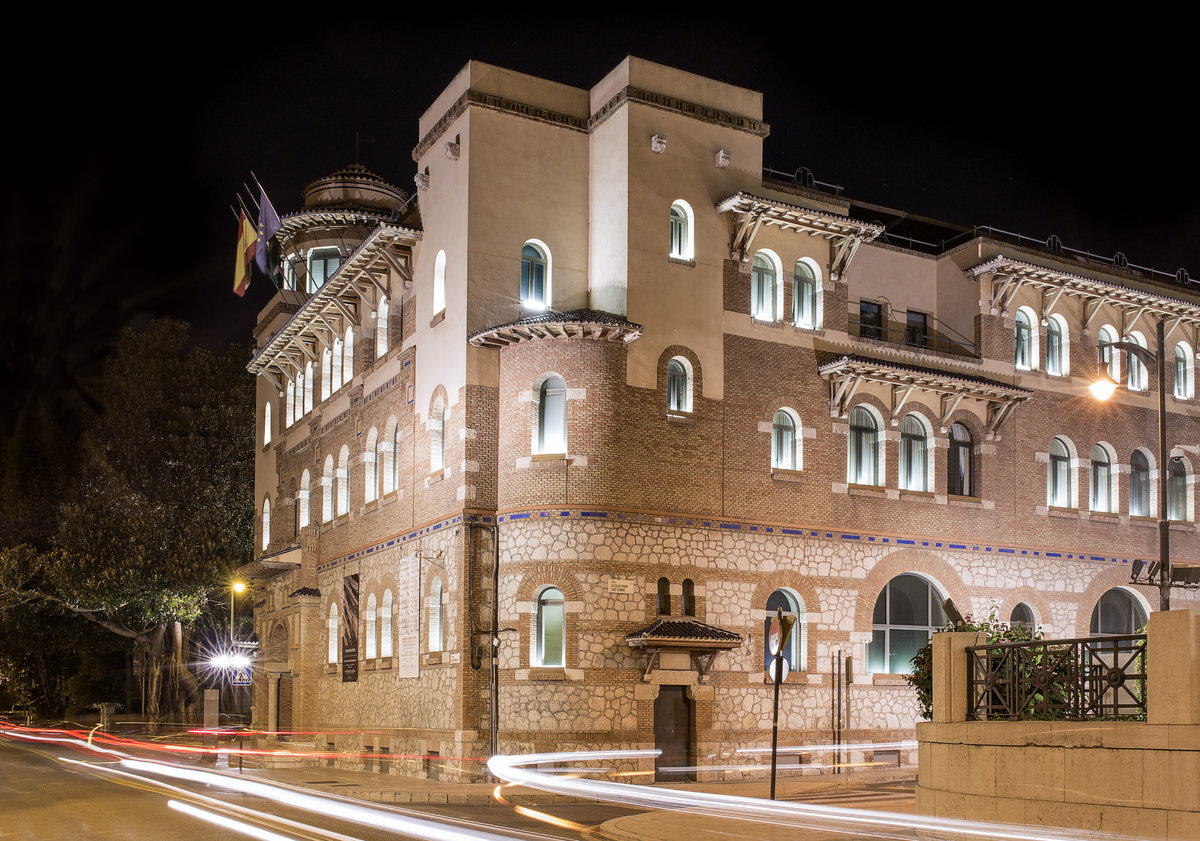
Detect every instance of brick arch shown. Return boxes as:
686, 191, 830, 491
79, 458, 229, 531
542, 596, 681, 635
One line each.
265, 620, 289, 666
514, 564, 584, 601
853, 548, 968, 632
943, 409, 986, 441
846, 394, 891, 426
750, 572, 821, 615
992, 588, 1055, 632
427, 383, 449, 421
656, 345, 704, 397
892, 397, 939, 431
1074, 567, 1157, 637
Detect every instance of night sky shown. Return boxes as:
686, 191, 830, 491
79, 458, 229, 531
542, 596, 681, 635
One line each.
5, 19, 1196, 406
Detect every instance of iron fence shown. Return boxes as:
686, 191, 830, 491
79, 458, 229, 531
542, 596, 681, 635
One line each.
966, 634, 1147, 720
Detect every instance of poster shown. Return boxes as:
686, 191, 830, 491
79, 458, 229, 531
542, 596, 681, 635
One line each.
342, 573, 359, 682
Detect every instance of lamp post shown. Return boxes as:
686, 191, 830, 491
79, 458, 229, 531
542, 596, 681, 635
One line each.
1089, 318, 1170, 611
231, 581, 246, 644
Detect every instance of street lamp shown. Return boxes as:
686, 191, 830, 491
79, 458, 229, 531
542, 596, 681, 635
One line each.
231, 581, 247, 645
1089, 318, 1171, 611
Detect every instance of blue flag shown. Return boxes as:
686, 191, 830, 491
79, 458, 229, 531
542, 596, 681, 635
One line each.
255, 189, 281, 275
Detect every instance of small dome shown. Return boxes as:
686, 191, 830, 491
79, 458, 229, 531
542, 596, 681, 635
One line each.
302, 164, 407, 212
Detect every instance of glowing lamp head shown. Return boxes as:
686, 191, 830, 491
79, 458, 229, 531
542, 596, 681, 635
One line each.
1089, 376, 1118, 401
232, 582, 247, 594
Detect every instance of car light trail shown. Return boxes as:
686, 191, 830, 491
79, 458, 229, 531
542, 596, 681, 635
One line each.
168, 800, 300, 841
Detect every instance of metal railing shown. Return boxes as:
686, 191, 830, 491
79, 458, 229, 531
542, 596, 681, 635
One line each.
848, 313, 977, 358
967, 634, 1147, 721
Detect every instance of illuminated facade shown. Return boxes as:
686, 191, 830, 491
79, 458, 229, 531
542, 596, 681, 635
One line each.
243, 58, 1200, 780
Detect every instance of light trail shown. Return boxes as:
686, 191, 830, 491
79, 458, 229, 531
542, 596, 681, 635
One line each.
167, 801, 300, 841
487, 749, 1147, 841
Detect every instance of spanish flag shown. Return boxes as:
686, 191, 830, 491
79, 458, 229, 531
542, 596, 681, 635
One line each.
233, 210, 257, 296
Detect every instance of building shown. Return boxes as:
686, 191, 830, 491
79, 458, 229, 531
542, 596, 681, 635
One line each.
242, 57, 1200, 781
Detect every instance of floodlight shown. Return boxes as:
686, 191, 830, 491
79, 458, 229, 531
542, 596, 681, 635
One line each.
1130, 559, 1145, 581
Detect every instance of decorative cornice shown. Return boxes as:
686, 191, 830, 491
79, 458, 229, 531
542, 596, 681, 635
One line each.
413, 90, 588, 162
469, 309, 643, 349
588, 86, 770, 138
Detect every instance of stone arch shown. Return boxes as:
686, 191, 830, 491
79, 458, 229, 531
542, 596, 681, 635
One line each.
265, 621, 289, 669
514, 564, 584, 602
992, 588, 1054, 635
853, 548, 968, 633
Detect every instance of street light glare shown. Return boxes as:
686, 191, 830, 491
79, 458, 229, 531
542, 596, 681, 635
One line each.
1089, 377, 1117, 401
232, 582, 247, 593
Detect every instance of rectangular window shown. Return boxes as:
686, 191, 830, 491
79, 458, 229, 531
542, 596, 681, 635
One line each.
1048, 456, 1069, 507
905, 311, 928, 347
859, 301, 882, 340
1176, 354, 1188, 399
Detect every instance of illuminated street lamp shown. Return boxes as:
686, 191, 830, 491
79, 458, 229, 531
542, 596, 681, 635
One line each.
1089, 318, 1171, 611
231, 581, 246, 645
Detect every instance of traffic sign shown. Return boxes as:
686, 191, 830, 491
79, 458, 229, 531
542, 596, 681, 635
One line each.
231, 667, 251, 686
767, 656, 790, 683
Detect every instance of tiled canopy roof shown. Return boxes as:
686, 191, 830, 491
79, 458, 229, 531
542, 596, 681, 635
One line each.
624, 618, 742, 649
469, 309, 643, 348
288, 587, 321, 598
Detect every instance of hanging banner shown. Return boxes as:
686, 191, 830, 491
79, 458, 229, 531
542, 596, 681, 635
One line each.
342, 573, 360, 682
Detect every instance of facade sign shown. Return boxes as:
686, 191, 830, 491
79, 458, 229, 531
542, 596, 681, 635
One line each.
342, 573, 359, 682
608, 578, 636, 594
395, 556, 420, 678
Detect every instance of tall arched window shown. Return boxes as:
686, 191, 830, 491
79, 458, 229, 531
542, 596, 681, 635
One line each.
381, 419, 397, 495
750, 252, 778, 321
321, 348, 332, 401
264, 402, 273, 446
656, 577, 671, 615
294, 372, 304, 422
1090, 588, 1147, 635
321, 456, 334, 523
1175, 342, 1195, 399
535, 586, 565, 667
1098, 325, 1120, 382
303, 362, 314, 414
763, 589, 804, 672
1014, 309, 1034, 370
331, 337, 344, 393
376, 298, 389, 359
342, 327, 353, 386
327, 602, 339, 664
666, 357, 691, 413
261, 497, 271, 552
391, 422, 401, 492
771, 409, 798, 470
433, 250, 446, 315
365, 428, 379, 502
521, 242, 549, 310
285, 382, 295, 427
1127, 331, 1147, 391
948, 422, 973, 497
380, 589, 394, 658
430, 398, 445, 473
868, 574, 947, 674
365, 593, 378, 660
668, 202, 693, 260
1090, 444, 1114, 512
1048, 437, 1072, 508
1130, 450, 1151, 517
299, 470, 311, 528
428, 579, 444, 653
336, 445, 350, 517
537, 376, 567, 454
848, 406, 879, 486
682, 579, 695, 616
1167, 458, 1188, 521
793, 260, 820, 329
1045, 315, 1067, 376
899, 414, 929, 492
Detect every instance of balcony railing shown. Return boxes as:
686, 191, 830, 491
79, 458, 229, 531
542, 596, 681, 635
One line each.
967, 634, 1147, 721
848, 313, 977, 358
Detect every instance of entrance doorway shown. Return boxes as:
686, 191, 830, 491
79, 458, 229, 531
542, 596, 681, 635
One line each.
653, 685, 693, 781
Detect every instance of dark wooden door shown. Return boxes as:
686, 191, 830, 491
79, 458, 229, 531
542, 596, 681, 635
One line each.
653, 685, 693, 781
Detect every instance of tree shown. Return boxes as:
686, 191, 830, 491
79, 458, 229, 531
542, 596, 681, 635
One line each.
0, 318, 254, 721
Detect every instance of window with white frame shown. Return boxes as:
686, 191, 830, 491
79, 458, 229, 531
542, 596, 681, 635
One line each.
521, 242, 549, 310
376, 298, 389, 359
847, 406, 879, 486
1089, 588, 1147, 635
433, 250, 446, 316
763, 589, 805, 672
793, 260, 820, 329
948, 422, 974, 497
899, 414, 929, 492
771, 409, 799, 470
365, 593, 378, 660
1167, 457, 1189, 521
668, 201, 694, 260
284, 257, 298, 292
336, 446, 349, 517
321, 456, 334, 523
1090, 444, 1114, 513
327, 602, 339, 664
666, 357, 691, 414
1098, 325, 1121, 383
308, 247, 340, 292
381, 419, 397, 495
321, 348, 332, 401
286, 382, 295, 427
1047, 436, 1072, 508
380, 589, 393, 658
1175, 342, 1195, 399
535, 586, 565, 667
536, 376, 567, 454
1127, 331, 1147, 391
868, 574, 947, 674
264, 401, 272, 446
365, 428, 378, 502
391, 422, 401, 491
303, 362, 314, 415
430, 397, 445, 473
342, 327, 354, 386
331, 337, 344, 393
261, 497, 270, 552
428, 579, 444, 653
1129, 450, 1151, 517
1014, 308, 1036, 370
1045, 314, 1068, 376
750, 252, 778, 321
299, 470, 311, 528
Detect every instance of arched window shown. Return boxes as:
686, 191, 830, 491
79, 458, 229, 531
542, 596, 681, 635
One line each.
428, 579, 444, 653
750, 252, 778, 321
376, 298, 389, 359
763, 589, 805, 672
682, 579, 695, 616
327, 602, 339, 664
521, 242, 549, 310
1045, 315, 1068, 376
1090, 588, 1147, 635
433, 250, 446, 316
899, 414, 929, 492
299, 470, 311, 528
380, 589, 394, 658
1010, 603, 1035, 633
365, 593, 378, 660
1167, 457, 1189, 521
1090, 444, 1114, 513
535, 587, 565, 667
793, 260, 820, 329
321, 456, 334, 523
381, 419, 397, 495
1174, 342, 1195, 399
1047, 437, 1072, 508
309, 246, 341, 291
303, 362, 314, 415
331, 337, 344, 393
848, 406, 879, 486
868, 574, 947, 674
261, 497, 271, 552
1127, 331, 1147, 391
666, 357, 691, 413
1129, 450, 1151, 517
365, 428, 379, 503
669, 201, 693, 260
264, 401, 273, 446
1014, 309, 1035, 370
430, 398, 446, 473
657, 577, 671, 615
537, 376, 567, 454
285, 382, 294, 427
336, 445, 350, 517
948, 422, 973, 497
391, 422, 402, 492
295, 372, 305, 421
321, 348, 332, 401
1098, 325, 1121, 382
771, 409, 798, 470
342, 327, 353, 386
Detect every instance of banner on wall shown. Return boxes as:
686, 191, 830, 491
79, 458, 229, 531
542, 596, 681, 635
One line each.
342, 573, 360, 682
